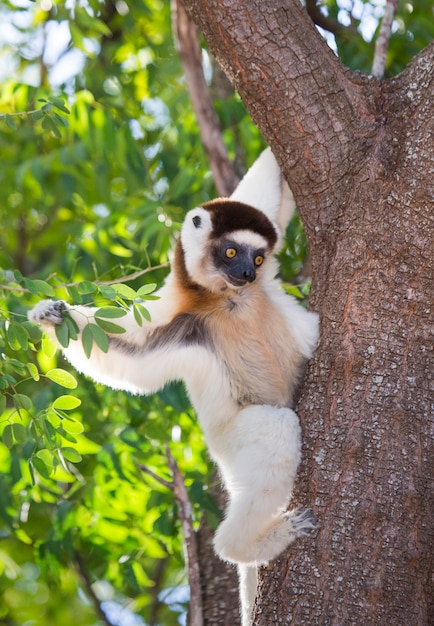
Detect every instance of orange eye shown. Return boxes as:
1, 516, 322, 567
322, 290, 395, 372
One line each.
225, 248, 237, 258
254, 255, 264, 266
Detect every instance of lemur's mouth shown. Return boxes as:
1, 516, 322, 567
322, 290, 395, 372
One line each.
225, 276, 253, 288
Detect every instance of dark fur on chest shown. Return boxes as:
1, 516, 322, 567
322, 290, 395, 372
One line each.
109, 313, 212, 356
147, 313, 212, 351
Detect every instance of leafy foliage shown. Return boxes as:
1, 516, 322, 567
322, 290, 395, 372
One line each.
0, 0, 432, 623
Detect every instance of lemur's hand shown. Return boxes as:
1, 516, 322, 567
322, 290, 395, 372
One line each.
28, 300, 68, 326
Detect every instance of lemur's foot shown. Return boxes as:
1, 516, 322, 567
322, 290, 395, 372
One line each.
285, 508, 318, 537
28, 300, 68, 326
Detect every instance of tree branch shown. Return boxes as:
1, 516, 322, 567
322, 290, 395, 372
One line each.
0, 263, 169, 295
172, 0, 239, 197
75, 550, 115, 626
138, 450, 204, 626
182, 0, 371, 231
305, 0, 349, 37
371, 0, 398, 79
166, 445, 203, 626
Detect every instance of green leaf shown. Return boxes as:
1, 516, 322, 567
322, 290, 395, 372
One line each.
113, 284, 137, 300
134, 303, 151, 322
64, 315, 79, 340
95, 306, 127, 318
55, 322, 70, 348
61, 447, 82, 463
46, 369, 78, 389
47, 96, 70, 115
89, 323, 109, 353
133, 305, 143, 327
82, 323, 109, 357
82, 324, 93, 359
98, 285, 117, 300
31, 109, 44, 121
3, 114, 17, 130
12, 423, 27, 444
137, 283, 157, 297
13, 394, 33, 411
94, 318, 126, 334
27, 362, 40, 381
41, 114, 61, 138
32, 456, 52, 479
2, 425, 14, 449
7, 323, 29, 351
53, 395, 82, 410
42, 334, 57, 358
62, 419, 84, 435
36, 448, 55, 467
77, 281, 98, 295
23, 278, 55, 296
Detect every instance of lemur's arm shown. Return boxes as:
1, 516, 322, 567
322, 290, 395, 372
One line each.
28, 299, 179, 394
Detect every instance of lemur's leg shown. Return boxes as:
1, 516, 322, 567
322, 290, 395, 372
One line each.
213, 405, 316, 565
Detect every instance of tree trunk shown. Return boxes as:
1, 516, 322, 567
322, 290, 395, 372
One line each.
196, 483, 241, 625
184, 1, 434, 623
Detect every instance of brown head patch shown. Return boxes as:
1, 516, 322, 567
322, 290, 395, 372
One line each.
202, 199, 278, 248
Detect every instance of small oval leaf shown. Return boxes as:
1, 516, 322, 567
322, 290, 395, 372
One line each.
12, 423, 27, 444
89, 324, 109, 353
61, 447, 82, 463
46, 369, 78, 389
95, 306, 128, 319
137, 283, 157, 297
53, 395, 82, 410
94, 318, 126, 334
2, 425, 14, 449
113, 284, 137, 300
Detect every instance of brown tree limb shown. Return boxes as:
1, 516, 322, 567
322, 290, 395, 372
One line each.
138, 449, 204, 626
371, 0, 399, 79
171, 0, 239, 197
182, 0, 374, 233
165, 445, 203, 626
305, 0, 349, 37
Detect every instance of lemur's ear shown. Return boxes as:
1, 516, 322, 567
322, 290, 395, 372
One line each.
230, 147, 295, 234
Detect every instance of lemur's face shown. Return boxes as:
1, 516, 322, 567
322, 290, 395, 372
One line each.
210, 231, 267, 288
180, 200, 277, 292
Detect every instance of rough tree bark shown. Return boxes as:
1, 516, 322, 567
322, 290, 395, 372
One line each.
183, 1, 434, 624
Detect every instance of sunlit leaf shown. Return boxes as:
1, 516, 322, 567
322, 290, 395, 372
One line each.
26, 362, 40, 381
137, 283, 157, 297
113, 284, 137, 300
46, 369, 78, 389
61, 447, 82, 463
53, 395, 82, 410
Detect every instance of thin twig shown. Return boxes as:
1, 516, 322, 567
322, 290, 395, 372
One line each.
75, 550, 115, 626
165, 445, 203, 626
137, 463, 173, 489
172, 0, 239, 197
138, 451, 204, 626
371, 0, 398, 79
0, 263, 169, 295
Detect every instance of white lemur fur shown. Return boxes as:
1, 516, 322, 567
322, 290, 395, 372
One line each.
29, 148, 319, 626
